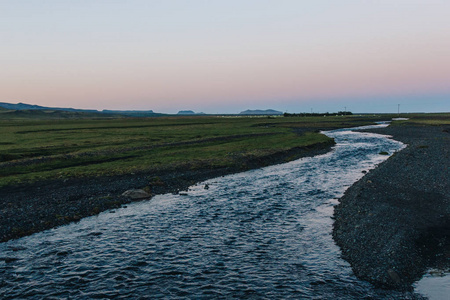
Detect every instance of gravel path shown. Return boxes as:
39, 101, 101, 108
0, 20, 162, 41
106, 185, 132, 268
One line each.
333, 124, 450, 290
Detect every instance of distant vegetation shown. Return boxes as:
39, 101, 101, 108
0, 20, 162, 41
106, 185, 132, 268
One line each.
391, 113, 450, 126
284, 111, 353, 117
0, 115, 383, 187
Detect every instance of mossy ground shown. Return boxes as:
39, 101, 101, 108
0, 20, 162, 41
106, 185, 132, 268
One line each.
0, 115, 382, 187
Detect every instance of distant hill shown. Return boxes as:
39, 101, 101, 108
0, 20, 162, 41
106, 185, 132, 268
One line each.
0, 102, 98, 113
239, 109, 283, 115
0, 102, 166, 118
0, 102, 48, 110
0, 109, 117, 120
177, 110, 195, 115
103, 109, 154, 114
177, 110, 206, 115
102, 110, 165, 117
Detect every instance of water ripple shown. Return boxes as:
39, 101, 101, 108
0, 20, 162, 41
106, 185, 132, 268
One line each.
1, 125, 421, 299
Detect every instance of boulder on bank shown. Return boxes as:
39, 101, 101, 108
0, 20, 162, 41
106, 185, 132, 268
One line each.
122, 189, 151, 200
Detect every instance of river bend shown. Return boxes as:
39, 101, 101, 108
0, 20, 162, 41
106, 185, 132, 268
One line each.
2, 125, 425, 299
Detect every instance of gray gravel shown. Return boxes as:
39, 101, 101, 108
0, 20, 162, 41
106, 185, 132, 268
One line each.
0, 140, 333, 243
333, 124, 450, 290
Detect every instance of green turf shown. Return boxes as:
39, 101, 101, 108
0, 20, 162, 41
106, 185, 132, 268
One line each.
0, 115, 389, 187
391, 113, 450, 126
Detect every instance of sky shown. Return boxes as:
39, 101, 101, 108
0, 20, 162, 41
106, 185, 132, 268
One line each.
1, 0, 449, 114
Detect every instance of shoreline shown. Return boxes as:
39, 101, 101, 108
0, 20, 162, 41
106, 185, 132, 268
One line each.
3, 122, 448, 291
333, 124, 450, 290
0, 135, 334, 243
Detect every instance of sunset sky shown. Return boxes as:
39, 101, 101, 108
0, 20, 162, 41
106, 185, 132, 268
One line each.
1, 0, 449, 114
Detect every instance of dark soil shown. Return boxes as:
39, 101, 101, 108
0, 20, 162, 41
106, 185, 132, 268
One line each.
333, 124, 450, 290
0, 136, 334, 243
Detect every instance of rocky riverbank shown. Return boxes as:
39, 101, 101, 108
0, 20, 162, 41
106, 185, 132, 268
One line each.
0, 138, 334, 243
333, 124, 450, 290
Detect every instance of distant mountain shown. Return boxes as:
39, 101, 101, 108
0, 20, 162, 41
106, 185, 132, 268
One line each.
177, 110, 206, 115
102, 109, 165, 117
103, 109, 154, 114
0, 109, 115, 120
239, 109, 283, 115
177, 110, 195, 115
0, 102, 49, 110
0, 102, 166, 117
0, 102, 98, 113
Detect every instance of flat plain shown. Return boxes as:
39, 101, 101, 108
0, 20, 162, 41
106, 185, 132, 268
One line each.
0, 114, 381, 187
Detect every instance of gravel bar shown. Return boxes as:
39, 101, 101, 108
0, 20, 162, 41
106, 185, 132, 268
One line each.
333, 124, 450, 290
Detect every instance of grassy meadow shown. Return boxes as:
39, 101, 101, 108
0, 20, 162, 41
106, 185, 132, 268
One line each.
0, 114, 403, 187
391, 113, 450, 126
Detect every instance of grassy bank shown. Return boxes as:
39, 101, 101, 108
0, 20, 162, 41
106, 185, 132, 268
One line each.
392, 113, 450, 126
0, 115, 383, 187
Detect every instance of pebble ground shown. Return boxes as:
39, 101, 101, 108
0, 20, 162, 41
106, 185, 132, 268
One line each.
333, 124, 450, 290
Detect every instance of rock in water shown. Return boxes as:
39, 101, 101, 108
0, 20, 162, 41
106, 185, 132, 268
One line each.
122, 189, 151, 200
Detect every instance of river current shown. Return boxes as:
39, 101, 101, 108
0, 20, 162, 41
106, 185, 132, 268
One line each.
0, 124, 435, 299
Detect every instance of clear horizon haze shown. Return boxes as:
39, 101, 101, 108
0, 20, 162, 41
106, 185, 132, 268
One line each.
1, 0, 449, 114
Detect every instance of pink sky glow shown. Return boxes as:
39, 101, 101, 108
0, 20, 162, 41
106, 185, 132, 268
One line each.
1, 1, 449, 113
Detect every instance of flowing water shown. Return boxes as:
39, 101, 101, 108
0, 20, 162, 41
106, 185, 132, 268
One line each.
414, 269, 450, 300
1, 124, 434, 299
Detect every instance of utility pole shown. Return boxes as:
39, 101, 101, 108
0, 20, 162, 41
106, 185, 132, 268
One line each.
398, 104, 400, 117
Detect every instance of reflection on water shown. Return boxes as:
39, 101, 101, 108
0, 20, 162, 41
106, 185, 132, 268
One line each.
0, 124, 427, 299
414, 269, 450, 300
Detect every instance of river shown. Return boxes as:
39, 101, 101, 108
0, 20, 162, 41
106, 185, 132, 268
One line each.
0, 124, 439, 299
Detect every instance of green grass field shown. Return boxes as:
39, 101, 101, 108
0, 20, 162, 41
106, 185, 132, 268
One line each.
0, 114, 407, 187
391, 113, 450, 126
